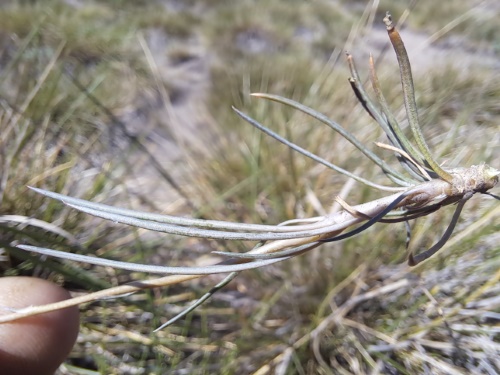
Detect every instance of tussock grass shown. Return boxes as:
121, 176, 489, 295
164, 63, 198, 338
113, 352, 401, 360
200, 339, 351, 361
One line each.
1, 0, 499, 374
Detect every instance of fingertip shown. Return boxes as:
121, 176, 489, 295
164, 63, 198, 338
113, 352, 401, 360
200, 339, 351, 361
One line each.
0, 277, 79, 375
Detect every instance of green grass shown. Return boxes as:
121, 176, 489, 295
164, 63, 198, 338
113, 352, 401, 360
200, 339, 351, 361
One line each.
1, 0, 499, 374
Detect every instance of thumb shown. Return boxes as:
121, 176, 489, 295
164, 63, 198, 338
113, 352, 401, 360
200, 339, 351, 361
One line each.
0, 276, 80, 375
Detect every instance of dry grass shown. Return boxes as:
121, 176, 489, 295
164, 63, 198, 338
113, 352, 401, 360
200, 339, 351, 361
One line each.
0, 0, 499, 374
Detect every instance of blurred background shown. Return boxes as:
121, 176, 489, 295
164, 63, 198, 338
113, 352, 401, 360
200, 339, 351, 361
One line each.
0, 0, 499, 373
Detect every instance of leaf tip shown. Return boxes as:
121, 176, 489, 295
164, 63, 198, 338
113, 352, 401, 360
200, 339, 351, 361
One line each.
383, 12, 394, 30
